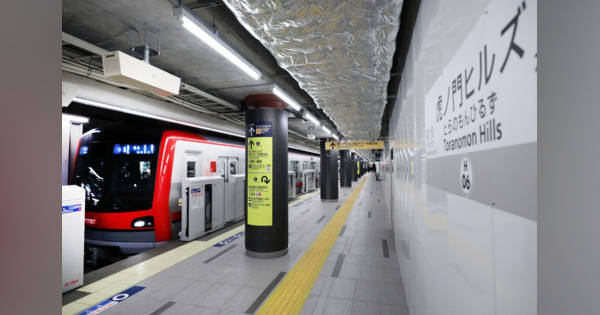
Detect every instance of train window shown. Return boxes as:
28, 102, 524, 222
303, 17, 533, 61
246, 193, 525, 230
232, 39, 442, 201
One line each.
140, 161, 152, 179
229, 161, 237, 175
187, 161, 196, 178
72, 136, 158, 212
291, 161, 299, 178
217, 157, 226, 177
115, 158, 154, 193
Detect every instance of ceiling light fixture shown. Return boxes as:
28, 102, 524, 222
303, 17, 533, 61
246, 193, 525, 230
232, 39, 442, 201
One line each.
331, 134, 339, 140
321, 126, 331, 135
304, 112, 320, 126
72, 96, 245, 138
272, 86, 301, 111
176, 8, 261, 80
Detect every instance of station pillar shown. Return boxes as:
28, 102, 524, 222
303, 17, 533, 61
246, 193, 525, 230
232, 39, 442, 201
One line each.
352, 153, 358, 181
244, 94, 288, 258
320, 140, 339, 201
339, 150, 352, 187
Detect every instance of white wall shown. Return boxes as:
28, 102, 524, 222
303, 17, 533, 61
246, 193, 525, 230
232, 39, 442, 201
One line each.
383, 0, 537, 314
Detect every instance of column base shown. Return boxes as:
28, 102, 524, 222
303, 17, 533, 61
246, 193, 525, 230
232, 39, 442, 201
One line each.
246, 247, 288, 258
321, 198, 338, 202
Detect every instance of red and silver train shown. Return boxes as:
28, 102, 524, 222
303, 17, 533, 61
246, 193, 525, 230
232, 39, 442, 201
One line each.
71, 125, 319, 254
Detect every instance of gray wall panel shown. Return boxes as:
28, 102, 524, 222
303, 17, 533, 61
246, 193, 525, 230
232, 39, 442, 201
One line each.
539, 0, 600, 313
427, 142, 537, 220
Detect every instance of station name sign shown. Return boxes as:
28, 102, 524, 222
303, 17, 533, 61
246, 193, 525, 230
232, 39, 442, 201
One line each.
325, 141, 383, 150
424, 0, 536, 159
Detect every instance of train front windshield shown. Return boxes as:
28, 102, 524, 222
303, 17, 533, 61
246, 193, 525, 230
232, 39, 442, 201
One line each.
73, 132, 160, 212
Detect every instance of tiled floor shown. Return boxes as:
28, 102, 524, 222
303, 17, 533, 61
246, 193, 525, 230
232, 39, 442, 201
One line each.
63, 175, 407, 315
301, 176, 408, 315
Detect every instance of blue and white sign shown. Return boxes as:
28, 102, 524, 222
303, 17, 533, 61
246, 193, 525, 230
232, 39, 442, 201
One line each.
78, 286, 145, 315
247, 122, 273, 137
214, 231, 244, 247
62, 204, 82, 214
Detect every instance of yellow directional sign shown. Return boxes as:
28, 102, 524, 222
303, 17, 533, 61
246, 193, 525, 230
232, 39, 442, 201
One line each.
247, 122, 273, 226
325, 140, 384, 150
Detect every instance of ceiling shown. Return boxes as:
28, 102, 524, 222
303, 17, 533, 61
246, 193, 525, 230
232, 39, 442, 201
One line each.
222, 0, 403, 140
62, 0, 403, 157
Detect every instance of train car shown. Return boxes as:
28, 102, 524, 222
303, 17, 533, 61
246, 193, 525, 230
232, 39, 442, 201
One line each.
71, 125, 319, 255
288, 152, 320, 195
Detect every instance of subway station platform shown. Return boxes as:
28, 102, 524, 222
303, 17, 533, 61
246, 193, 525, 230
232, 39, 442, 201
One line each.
62, 175, 407, 315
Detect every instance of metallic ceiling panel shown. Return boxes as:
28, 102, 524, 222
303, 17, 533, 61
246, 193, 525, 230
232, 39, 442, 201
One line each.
222, 0, 403, 139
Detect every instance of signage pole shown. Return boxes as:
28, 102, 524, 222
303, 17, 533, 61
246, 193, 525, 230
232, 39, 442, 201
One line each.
351, 152, 358, 182
339, 150, 352, 187
320, 140, 339, 201
244, 94, 288, 258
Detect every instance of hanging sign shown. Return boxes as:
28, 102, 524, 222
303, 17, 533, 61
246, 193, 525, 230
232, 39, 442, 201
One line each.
325, 140, 383, 150
247, 122, 273, 226
425, 0, 537, 159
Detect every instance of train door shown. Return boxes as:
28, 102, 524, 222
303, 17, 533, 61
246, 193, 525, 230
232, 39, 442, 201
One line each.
217, 156, 239, 183
291, 160, 301, 195
218, 156, 239, 222
310, 161, 318, 187
217, 156, 239, 182
186, 151, 210, 230
302, 161, 309, 193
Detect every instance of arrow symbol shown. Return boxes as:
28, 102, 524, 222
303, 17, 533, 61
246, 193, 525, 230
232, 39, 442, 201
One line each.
248, 139, 254, 149
261, 176, 271, 184
248, 126, 255, 136
329, 142, 336, 150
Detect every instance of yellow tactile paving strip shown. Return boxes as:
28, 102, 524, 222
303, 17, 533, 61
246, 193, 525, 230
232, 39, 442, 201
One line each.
62, 189, 320, 315
257, 177, 368, 315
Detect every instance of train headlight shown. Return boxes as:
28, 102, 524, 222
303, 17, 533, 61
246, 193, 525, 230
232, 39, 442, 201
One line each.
131, 216, 154, 228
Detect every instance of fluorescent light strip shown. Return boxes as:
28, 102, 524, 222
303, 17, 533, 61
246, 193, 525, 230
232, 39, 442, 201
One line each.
321, 126, 331, 134
62, 113, 89, 124
331, 134, 339, 140
72, 97, 245, 138
181, 16, 261, 80
304, 112, 320, 126
272, 86, 301, 111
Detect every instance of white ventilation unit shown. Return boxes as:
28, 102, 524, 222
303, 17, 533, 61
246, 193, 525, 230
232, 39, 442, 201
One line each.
102, 51, 181, 96
306, 126, 316, 140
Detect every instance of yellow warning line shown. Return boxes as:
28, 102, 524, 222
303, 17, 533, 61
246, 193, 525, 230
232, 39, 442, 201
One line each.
257, 177, 368, 315
63, 192, 319, 314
